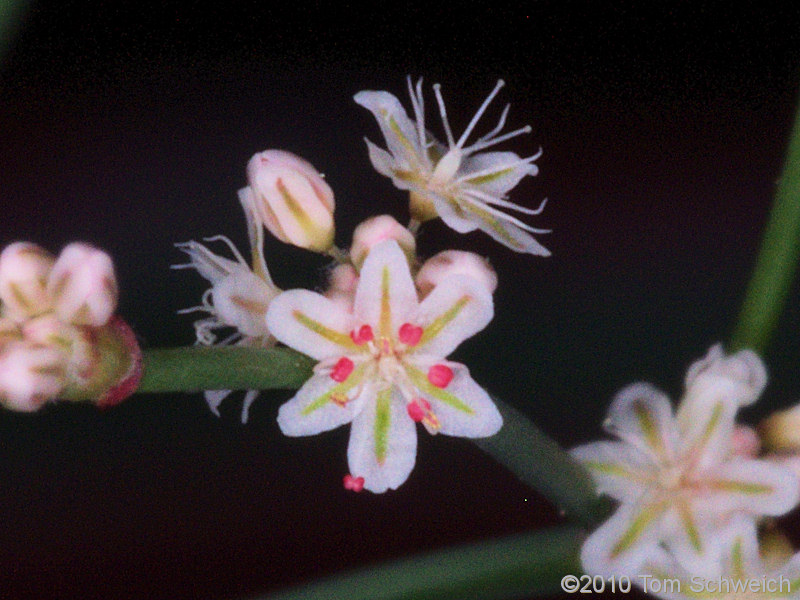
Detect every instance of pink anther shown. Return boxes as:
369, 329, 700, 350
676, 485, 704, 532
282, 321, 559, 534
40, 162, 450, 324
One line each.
343, 474, 365, 492
398, 323, 423, 346
330, 357, 354, 382
350, 324, 374, 345
427, 364, 454, 388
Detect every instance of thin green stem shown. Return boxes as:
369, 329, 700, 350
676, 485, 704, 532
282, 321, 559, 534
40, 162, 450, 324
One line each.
731, 92, 800, 353
137, 347, 315, 393
0, 0, 30, 64
256, 525, 583, 600
476, 397, 608, 528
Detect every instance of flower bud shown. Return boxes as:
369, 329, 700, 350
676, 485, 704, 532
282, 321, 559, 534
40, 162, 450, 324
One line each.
245, 150, 335, 252
760, 402, 800, 453
0, 340, 67, 411
324, 264, 359, 313
349, 215, 415, 271
47, 243, 118, 327
416, 250, 497, 298
0, 242, 55, 321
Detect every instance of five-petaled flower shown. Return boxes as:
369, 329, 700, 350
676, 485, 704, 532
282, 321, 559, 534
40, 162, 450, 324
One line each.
571, 346, 799, 580
355, 78, 550, 255
266, 239, 503, 493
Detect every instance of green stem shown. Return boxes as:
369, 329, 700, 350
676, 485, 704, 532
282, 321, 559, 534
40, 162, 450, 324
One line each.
477, 398, 607, 528
0, 0, 30, 63
137, 347, 315, 393
731, 91, 800, 353
257, 525, 583, 600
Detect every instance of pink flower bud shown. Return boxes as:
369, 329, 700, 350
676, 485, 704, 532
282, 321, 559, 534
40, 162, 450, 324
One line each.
0, 340, 67, 411
349, 215, 415, 270
47, 243, 118, 327
324, 264, 359, 313
0, 242, 55, 321
245, 150, 335, 252
416, 250, 497, 298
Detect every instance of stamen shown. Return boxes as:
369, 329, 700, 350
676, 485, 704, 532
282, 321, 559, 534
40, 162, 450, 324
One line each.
398, 323, 423, 346
350, 324, 374, 345
433, 83, 456, 148
407, 398, 426, 422
428, 364, 454, 388
202, 234, 249, 266
331, 393, 349, 407
455, 79, 505, 149
343, 474, 365, 492
330, 357, 355, 382
380, 336, 392, 354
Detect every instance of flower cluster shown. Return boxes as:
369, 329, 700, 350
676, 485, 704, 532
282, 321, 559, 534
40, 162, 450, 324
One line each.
0, 242, 140, 411
572, 345, 800, 597
174, 78, 535, 490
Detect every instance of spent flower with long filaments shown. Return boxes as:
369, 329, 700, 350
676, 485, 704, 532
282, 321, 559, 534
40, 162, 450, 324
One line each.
355, 77, 550, 255
173, 191, 281, 422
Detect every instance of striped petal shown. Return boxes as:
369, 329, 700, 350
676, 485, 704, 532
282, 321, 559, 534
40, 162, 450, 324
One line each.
266, 289, 359, 360
706, 458, 800, 517
353, 90, 427, 173
459, 151, 535, 196
571, 440, 651, 503
662, 500, 723, 579
406, 362, 501, 438
277, 371, 369, 436
353, 240, 417, 339
347, 387, 417, 493
412, 275, 492, 358
604, 383, 678, 464
580, 499, 669, 578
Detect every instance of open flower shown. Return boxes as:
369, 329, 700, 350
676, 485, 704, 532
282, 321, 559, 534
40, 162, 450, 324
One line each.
355, 78, 549, 255
572, 346, 799, 580
641, 516, 800, 599
266, 239, 502, 493
173, 191, 280, 422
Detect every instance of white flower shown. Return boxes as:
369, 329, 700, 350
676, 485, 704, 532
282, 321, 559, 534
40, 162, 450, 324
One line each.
642, 516, 800, 599
266, 239, 502, 493
571, 346, 799, 580
173, 191, 280, 422
354, 77, 550, 255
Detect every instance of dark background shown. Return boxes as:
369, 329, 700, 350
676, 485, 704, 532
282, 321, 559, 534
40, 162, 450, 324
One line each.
2, 2, 800, 599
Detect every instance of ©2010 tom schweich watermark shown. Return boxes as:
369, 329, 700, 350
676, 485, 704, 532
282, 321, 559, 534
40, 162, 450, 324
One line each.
560, 574, 791, 594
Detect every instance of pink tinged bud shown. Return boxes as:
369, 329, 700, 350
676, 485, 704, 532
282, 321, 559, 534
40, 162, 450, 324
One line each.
343, 474, 365, 492
350, 324, 374, 345
0, 341, 67, 411
731, 425, 760, 457
416, 250, 498, 299
398, 323, 423, 346
349, 215, 416, 271
324, 264, 359, 313
330, 357, 355, 382
0, 242, 55, 321
47, 243, 118, 327
95, 316, 143, 409
245, 150, 335, 252
427, 364, 454, 388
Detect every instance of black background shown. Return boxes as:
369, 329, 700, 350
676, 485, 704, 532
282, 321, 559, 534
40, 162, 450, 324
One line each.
2, 2, 800, 599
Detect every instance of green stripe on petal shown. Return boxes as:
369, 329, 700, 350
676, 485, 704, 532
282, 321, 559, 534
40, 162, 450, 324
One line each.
301, 363, 368, 415
374, 388, 392, 464
696, 401, 724, 448
610, 501, 667, 558
277, 179, 315, 231
584, 461, 640, 480
405, 365, 474, 414
633, 400, 664, 455
711, 480, 774, 495
461, 199, 527, 251
464, 167, 514, 186
387, 115, 417, 156
292, 310, 359, 351
417, 296, 471, 348
677, 501, 702, 553
380, 266, 392, 339
731, 536, 745, 581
